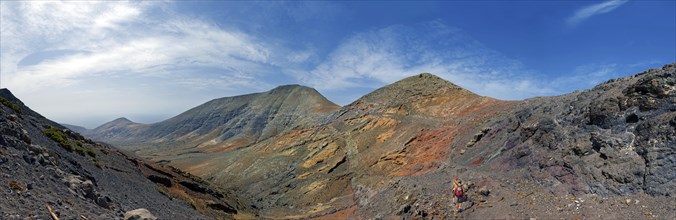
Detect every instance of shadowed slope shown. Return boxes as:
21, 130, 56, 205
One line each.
0, 89, 247, 219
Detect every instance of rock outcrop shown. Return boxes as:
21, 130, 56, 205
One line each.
477, 63, 675, 196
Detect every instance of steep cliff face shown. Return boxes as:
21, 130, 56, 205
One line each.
83, 64, 675, 219
0, 89, 247, 219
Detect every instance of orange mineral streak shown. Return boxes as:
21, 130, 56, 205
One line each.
391, 126, 459, 176
265, 128, 316, 152
361, 117, 399, 131
302, 142, 340, 168
376, 128, 396, 143
389, 96, 510, 176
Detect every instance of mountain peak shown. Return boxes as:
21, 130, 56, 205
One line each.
270, 84, 306, 91
0, 88, 23, 105
391, 73, 463, 91
111, 117, 133, 123
92, 117, 137, 131
266, 84, 339, 108
267, 84, 324, 96
353, 73, 474, 107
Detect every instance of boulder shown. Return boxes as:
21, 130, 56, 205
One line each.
82, 180, 95, 199
96, 196, 112, 209
124, 208, 157, 220
478, 187, 490, 196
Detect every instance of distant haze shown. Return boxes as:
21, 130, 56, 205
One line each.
1, 1, 674, 128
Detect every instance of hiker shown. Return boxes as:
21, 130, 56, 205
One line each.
452, 177, 465, 212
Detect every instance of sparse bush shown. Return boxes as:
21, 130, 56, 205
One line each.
92, 158, 102, 168
0, 96, 21, 114
86, 148, 97, 157
74, 148, 85, 156
44, 128, 73, 151
100, 148, 109, 155
73, 145, 85, 156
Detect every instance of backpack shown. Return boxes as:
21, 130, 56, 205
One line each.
454, 185, 463, 197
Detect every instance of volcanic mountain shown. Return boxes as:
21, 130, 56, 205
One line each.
86, 64, 675, 219
88, 85, 339, 156
0, 89, 250, 219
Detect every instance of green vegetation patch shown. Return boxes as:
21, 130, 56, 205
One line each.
86, 148, 97, 157
0, 96, 21, 114
74, 145, 86, 156
44, 128, 73, 151
92, 158, 102, 168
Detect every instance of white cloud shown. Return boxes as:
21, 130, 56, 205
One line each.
295, 22, 638, 103
287, 49, 316, 63
0, 1, 646, 127
93, 4, 142, 30
567, 0, 628, 27
3, 2, 272, 91
0, 1, 280, 127
296, 22, 553, 101
546, 63, 620, 91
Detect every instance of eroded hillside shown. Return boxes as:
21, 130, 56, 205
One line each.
0, 89, 249, 219
86, 64, 675, 219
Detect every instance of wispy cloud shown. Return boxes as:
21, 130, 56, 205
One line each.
294, 21, 649, 103
0, 1, 653, 128
295, 21, 554, 101
2, 2, 273, 91
0, 1, 281, 126
567, 0, 628, 27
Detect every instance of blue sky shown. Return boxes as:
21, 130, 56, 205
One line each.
1, 1, 674, 128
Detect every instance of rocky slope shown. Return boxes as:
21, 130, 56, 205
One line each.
85, 63, 675, 219
0, 89, 249, 219
473, 64, 675, 197
88, 85, 339, 157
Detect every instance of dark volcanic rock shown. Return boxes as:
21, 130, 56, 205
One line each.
0, 89, 242, 219
483, 63, 675, 196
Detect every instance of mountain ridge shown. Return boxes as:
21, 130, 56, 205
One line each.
79, 64, 675, 219
87, 84, 341, 155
